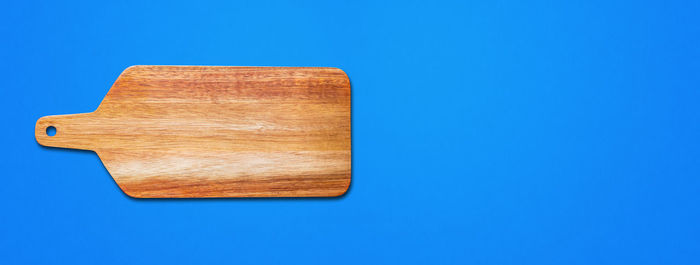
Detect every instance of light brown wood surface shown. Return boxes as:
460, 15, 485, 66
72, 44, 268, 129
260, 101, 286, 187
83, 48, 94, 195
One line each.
35, 66, 351, 198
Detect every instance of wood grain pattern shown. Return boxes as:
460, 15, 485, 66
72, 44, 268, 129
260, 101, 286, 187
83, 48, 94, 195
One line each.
35, 66, 351, 198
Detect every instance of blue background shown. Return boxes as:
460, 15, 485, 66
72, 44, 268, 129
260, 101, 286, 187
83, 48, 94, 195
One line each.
2, 0, 700, 264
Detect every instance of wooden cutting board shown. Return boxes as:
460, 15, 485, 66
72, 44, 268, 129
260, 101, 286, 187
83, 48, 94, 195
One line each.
35, 66, 351, 198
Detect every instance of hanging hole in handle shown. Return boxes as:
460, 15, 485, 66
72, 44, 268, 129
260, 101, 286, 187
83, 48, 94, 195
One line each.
46, 126, 56, 137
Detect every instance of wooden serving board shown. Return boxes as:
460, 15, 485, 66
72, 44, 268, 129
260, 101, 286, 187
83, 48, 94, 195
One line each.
35, 66, 351, 198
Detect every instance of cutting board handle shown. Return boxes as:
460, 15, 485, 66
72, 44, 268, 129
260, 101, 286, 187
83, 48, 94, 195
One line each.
35, 113, 96, 151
